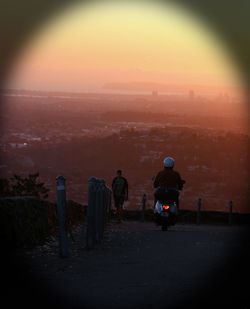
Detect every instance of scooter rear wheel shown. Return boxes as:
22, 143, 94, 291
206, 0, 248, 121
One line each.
162, 224, 168, 231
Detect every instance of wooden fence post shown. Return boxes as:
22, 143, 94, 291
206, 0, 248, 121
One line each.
86, 177, 97, 249
196, 197, 201, 225
229, 200, 233, 226
95, 179, 105, 244
56, 175, 69, 257
99, 179, 106, 242
142, 193, 146, 222
106, 188, 112, 223
86, 177, 110, 248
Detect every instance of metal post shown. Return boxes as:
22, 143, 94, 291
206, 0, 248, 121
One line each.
86, 177, 97, 249
56, 175, 69, 257
229, 200, 233, 226
142, 193, 146, 222
197, 197, 201, 225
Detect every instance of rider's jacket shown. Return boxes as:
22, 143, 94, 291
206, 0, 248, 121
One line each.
154, 168, 185, 190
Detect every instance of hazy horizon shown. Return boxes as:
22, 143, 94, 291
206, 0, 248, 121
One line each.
5, 1, 245, 100
3, 81, 246, 99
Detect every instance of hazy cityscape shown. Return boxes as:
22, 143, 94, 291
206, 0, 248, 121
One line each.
0, 88, 248, 213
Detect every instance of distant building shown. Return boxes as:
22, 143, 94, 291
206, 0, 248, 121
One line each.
152, 90, 158, 98
189, 90, 195, 101
223, 92, 229, 102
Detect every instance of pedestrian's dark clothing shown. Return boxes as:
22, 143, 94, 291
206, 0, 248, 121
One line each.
112, 176, 128, 208
113, 195, 125, 209
153, 168, 185, 190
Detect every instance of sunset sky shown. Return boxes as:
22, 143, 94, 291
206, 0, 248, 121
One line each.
6, 0, 244, 95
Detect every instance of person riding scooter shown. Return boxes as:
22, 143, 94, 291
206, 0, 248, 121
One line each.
153, 157, 185, 210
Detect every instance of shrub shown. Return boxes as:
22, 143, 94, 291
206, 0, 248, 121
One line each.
0, 172, 49, 199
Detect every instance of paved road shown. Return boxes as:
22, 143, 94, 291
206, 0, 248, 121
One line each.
6, 222, 250, 309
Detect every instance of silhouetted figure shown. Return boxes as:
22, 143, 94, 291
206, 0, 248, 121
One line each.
154, 157, 185, 209
112, 170, 128, 222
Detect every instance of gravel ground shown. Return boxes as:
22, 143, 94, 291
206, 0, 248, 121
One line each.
5, 220, 250, 309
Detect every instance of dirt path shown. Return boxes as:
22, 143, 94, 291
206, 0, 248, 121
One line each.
7, 221, 250, 309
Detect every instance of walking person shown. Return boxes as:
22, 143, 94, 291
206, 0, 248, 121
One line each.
112, 170, 128, 222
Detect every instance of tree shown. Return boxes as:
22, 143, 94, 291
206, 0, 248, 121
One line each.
0, 178, 12, 197
0, 172, 49, 199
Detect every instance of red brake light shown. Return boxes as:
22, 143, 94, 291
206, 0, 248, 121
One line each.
163, 205, 170, 210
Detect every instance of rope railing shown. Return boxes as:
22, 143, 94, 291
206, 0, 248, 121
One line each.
196, 197, 233, 225
140, 193, 234, 226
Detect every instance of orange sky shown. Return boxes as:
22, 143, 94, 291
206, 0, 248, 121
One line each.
6, 1, 244, 95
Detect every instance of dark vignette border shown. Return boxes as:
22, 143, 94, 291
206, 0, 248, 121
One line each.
0, 0, 249, 308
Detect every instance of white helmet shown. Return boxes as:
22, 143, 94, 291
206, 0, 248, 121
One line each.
163, 157, 174, 168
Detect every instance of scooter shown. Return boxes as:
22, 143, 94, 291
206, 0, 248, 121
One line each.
152, 178, 179, 231
152, 175, 185, 231
154, 198, 178, 231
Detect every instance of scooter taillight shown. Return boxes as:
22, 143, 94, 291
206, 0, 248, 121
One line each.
163, 205, 170, 210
